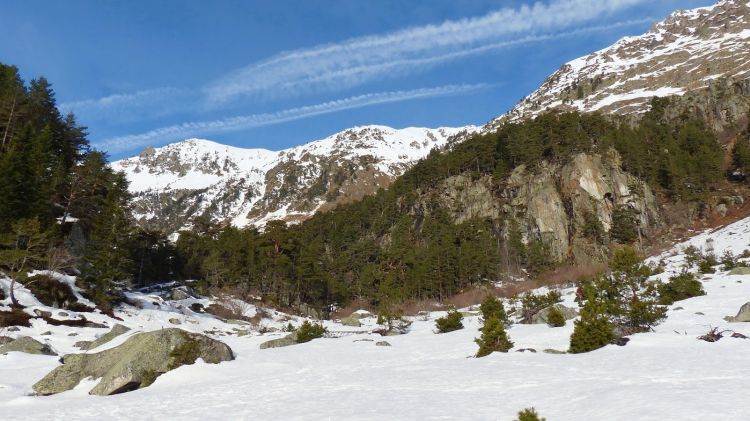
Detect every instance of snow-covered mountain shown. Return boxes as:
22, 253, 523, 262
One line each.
112, 125, 476, 233
489, 0, 750, 127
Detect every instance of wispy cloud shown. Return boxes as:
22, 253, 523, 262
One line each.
95, 84, 490, 153
70, 0, 648, 119
206, 0, 648, 102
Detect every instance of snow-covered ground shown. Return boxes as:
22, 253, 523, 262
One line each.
2, 217, 750, 420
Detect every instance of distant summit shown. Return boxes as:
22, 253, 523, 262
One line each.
112, 125, 476, 234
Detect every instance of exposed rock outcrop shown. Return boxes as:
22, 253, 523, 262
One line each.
504, 150, 660, 262
0, 337, 56, 356
33, 329, 234, 396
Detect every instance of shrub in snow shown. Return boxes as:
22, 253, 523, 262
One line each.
516, 407, 545, 421
25, 274, 78, 309
0, 309, 33, 328
683, 245, 701, 267
720, 250, 737, 271
435, 308, 464, 333
658, 272, 705, 305
546, 306, 566, 327
698, 259, 715, 274
479, 295, 509, 327
475, 316, 513, 357
296, 320, 326, 343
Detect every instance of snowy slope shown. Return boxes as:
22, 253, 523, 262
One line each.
488, 0, 750, 127
3, 215, 750, 420
112, 125, 476, 233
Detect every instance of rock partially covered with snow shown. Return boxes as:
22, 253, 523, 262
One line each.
33, 328, 234, 396
0, 337, 56, 356
74, 324, 131, 351
724, 302, 750, 323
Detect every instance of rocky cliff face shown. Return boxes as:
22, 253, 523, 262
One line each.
504, 151, 660, 263
487, 0, 750, 129
413, 150, 660, 265
112, 125, 476, 234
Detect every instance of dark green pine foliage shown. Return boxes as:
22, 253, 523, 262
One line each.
479, 294, 509, 327
546, 306, 566, 327
570, 246, 667, 353
657, 272, 705, 305
475, 316, 513, 357
295, 320, 327, 343
435, 307, 464, 333
516, 408, 546, 421
0, 62, 147, 309
569, 298, 615, 354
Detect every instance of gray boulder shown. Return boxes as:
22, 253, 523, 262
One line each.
728, 267, 750, 276
169, 287, 196, 301
169, 318, 182, 325
260, 331, 299, 349
0, 336, 14, 345
375, 341, 391, 347
75, 324, 131, 351
340, 315, 361, 327
530, 304, 578, 324
0, 336, 56, 356
33, 328, 233, 396
725, 302, 750, 323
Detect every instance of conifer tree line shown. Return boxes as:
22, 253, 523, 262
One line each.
0, 63, 172, 307
0, 61, 743, 315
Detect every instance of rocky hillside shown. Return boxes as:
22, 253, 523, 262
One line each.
112, 125, 475, 233
489, 0, 750, 128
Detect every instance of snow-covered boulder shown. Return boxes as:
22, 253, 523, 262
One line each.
0, 337, 56, 356
33, 328, 234, 396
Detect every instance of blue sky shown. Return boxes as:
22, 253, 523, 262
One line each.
0, 0, 713, 159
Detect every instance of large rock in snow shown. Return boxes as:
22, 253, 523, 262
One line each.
259, 331, 299, 349
725, 302, 750, 323
530, 304, 578, 325
0, 336, 57, 356
728, 267, 750, 276
74, 324, 131, 351
33, 328, 234, 396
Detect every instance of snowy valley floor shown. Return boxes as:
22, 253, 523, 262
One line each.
2, 219, 750, 420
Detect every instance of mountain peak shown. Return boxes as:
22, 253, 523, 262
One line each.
112, 124, 476, 233
487, 0, 750, 128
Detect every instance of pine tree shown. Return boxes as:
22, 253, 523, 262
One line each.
475, 316, 513, 357
546, 306, 566, 327
435, 307, 464, 333
516, 407, 545, 421
569, 299, 614, 354
479, 294, 509, 326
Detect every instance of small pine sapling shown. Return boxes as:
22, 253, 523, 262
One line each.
475, 316, 513, 357
435, 308, 464, 333
516, 407, 546, 421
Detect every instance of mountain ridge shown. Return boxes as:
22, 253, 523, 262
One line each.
112, 124, 477, 233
